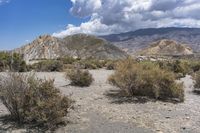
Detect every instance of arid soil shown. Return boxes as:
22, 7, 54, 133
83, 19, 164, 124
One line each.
0, 70, 200, 133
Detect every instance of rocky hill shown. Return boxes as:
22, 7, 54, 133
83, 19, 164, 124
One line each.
101, 27, 200, 55
14, 34, 127, 63
138, 39, 193, 56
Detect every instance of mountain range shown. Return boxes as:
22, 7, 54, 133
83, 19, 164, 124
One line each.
13, 27, 200, 63
101, 27, 200, 55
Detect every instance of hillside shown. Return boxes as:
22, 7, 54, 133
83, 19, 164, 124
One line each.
14, 34, 127, 63
138, 39, 193, 56
101, 27, 200, 55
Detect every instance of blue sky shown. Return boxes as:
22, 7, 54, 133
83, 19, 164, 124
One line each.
1, 0, 200, 50
0, 0, 87, 50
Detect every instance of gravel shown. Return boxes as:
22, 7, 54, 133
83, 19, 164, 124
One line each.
0, 70, 200, 133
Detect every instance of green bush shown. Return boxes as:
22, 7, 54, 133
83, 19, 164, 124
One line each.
108, 58, 184, 102
66, 69, 94, 87
32, 60, 63, 72
0, 73, 72, 129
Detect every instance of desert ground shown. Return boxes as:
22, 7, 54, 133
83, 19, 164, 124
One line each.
0, 69, 200, 133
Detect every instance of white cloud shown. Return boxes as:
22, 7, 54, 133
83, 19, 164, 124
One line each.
53, 0, 200, 38
70, 0, 102, 17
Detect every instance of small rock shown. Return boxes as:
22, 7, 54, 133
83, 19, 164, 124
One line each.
108, 116, 113, 120
186, 117, 190, 120
132, 116, 136, 119
165, 116, 170, 119
182, 127, 186, 130
76, 116, 81, 119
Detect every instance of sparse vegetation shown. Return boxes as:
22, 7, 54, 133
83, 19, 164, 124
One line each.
189, 60, 200, 72
157, 60, 190, 78
59, 56, 78, 65
29, 58, 116, 71
31, 60, 63, 72
0, 52, 27, 72
77, 58, 106, 69
105, 60, 117, 70
108, 58, 184, 102
66, 68, 94, 87
193, 71, 200, 93
0, 73, 72, 129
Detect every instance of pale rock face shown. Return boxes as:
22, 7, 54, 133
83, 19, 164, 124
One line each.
14, 34, 127, 63
14, 35, 61, 63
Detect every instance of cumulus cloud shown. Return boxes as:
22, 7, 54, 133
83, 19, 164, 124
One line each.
53, 0, 200, 38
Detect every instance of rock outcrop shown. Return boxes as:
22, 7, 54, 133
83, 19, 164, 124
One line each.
14, 34, 127, 63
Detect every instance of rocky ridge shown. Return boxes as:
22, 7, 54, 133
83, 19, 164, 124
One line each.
14, 34, 127, 63
138, 39, 193, 56
101, 27, 200, 55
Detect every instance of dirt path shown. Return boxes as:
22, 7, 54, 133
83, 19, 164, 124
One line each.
0, 70, 200, 133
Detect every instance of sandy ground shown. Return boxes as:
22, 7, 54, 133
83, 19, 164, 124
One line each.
0, 70, 200, 133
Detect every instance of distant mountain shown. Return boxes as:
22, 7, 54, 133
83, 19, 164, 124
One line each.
14, 34, 127, 63
101, 27, 200, 55
138, 39, 193, 56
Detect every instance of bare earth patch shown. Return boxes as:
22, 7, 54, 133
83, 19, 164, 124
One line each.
0, 70, 200, 133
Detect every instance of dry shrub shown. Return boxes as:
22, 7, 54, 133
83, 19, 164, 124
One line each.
0, 52, 27, 72
63, 64, 75, 70
0, 73, 72, 129
108, 58, 184, 102
31, 60, 63, 72
158, 60, 190, 78
189, 60, 200, 72
193, 71, 200, 93
60, 56, 77, 64
66, 69, 93, 87
106, 61, 117, 70
76, 59, 107, 69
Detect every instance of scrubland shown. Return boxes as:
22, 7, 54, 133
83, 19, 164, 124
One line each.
0, 55, 200, 132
